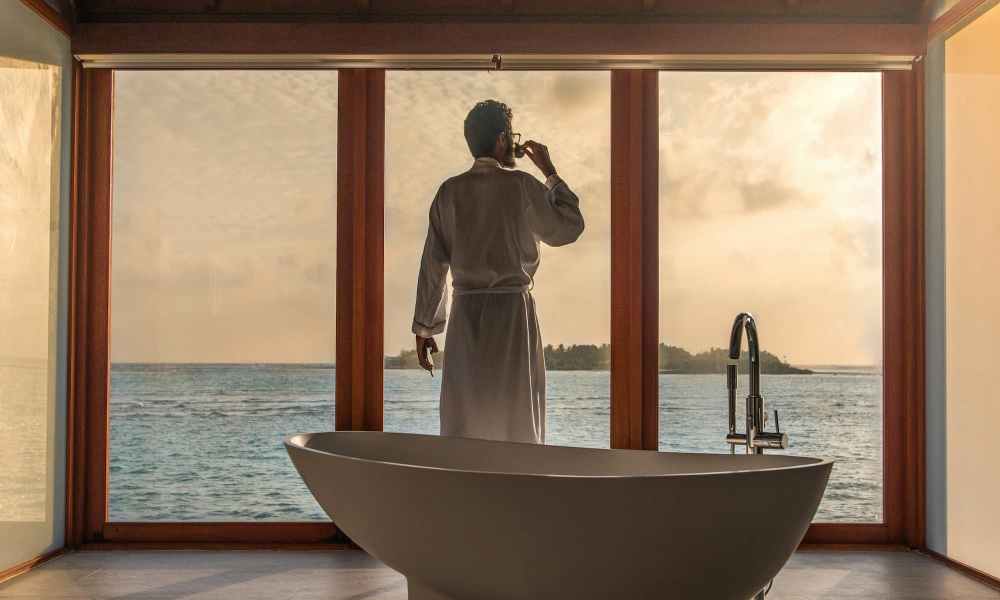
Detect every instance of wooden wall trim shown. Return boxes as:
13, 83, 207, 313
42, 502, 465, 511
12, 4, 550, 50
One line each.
71, 22, 926, 56
335, 69, 385, 431
101, 522, 343, 545
882, 68, 926, 549
803, 523, 891, 545
928, 0, 997, 39
0, 548, 65, 586
19, 0, 73, 36
610, 70, 658, 451
66, 64, 113, 549
922, 549, 1000, 591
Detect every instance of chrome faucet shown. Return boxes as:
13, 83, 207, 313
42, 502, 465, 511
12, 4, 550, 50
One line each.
725, 312, 788, 455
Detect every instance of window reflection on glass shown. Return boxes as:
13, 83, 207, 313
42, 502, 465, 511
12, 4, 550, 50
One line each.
384, 71, 611, 447
0, 57, 60, 524
109, 71, 337, 521
658, 72, 883, 523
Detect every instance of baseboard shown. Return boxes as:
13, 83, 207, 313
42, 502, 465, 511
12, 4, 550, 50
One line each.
797, 543, 908, 552
921, 549, 1000, 591
0, 548, 65, 586
80, 541, 356, 551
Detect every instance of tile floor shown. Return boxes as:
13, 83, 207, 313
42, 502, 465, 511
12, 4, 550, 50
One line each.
1, 548, 998, 599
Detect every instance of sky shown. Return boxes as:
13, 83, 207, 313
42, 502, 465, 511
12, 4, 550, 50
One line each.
658, 72, 883, 367
110, 69, 882, 366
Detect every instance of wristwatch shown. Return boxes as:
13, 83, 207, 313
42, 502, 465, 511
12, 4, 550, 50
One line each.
544, 172, 562, 190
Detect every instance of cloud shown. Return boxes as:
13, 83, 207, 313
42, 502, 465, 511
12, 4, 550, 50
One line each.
110, 69, 882, 366
111, 71, 338, 363
547, 73, 607, 115
739, 179, 804, 213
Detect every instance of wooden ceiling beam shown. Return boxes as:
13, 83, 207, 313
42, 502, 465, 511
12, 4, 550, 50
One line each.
20, 0, 74, 35
72, 21, 927, 56
74, 0, 925, 23
928, 0, 996, 39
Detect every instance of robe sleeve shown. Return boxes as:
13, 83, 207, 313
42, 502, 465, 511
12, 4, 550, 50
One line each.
522, 172, 585, 247
411, 188, 451, 338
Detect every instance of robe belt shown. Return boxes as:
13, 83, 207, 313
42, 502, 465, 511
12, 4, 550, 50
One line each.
452, 285, 531, 296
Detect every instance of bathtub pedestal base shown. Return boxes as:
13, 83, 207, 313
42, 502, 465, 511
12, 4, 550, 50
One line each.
408, 579, 455, 600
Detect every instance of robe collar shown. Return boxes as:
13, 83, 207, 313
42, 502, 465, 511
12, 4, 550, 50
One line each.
471, 156, 502, 170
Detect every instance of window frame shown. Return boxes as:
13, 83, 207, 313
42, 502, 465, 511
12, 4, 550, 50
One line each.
67, 60, 923, 548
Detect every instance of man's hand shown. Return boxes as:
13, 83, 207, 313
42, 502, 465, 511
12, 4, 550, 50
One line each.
522, 140, 557, 178
416, 335, 439, 375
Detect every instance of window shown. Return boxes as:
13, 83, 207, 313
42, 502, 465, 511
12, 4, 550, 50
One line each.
0, 44, 64, 573
0, 57, 61, 525
383, 71, 611, 447
109, 71, 338, 521
658, 72, 883, 522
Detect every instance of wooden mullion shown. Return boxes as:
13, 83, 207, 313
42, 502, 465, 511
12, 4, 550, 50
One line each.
67, 65, 113, 547
881, 68, 926, 548
365, 70, 385, 431
336, 69, 385, 432
66, 59, 85, 550
627, 72, 643, 449
909, 60, 927, 550
611, 70, 658, 451
336, 69, 360, 431
610, 70, 633, 450
640, 71, 659, 451
350, 71, 367, 429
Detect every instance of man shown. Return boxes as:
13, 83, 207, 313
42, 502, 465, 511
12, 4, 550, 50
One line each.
411, 99, 584, 444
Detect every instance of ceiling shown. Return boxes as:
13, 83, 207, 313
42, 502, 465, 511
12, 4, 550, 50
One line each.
67, 0, 930, 24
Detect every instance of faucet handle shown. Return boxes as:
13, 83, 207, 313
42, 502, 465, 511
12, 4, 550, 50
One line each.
753, 409, 789, 450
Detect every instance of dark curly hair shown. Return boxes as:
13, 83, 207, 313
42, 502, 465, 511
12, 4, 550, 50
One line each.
464, 100, 513, 158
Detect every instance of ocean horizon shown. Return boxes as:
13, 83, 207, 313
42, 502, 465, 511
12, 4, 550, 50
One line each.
108, 363, 882, 524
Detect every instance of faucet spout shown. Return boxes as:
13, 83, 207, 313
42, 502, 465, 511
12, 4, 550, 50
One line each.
725, 312, 787, 455
729, 312, 761, 400
727, 313, 747, 360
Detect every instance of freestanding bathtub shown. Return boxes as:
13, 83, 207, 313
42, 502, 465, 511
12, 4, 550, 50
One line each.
285, 431, 832, 600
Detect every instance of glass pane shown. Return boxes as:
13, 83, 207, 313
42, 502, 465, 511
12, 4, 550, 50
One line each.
658, 72, 883, 523
0, 57, 60, 525
384, 71, 611, 447
110, 71, 337, 521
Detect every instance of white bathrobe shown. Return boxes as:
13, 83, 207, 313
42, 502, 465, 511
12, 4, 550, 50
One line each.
411, 157, 584, 444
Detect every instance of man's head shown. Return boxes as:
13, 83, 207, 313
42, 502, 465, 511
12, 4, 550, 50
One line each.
464, 99, 516, 168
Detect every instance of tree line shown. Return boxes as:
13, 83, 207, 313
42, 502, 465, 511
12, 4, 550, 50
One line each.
385, 343, 811, 374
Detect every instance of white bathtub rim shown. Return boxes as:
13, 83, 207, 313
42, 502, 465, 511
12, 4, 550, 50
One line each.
284, 431, 834, 480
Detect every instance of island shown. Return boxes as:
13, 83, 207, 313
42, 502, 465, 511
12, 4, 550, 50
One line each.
384, 343, 811, 374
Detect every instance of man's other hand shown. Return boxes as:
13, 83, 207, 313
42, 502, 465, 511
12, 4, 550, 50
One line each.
522, 140, 557, 178
416, 335, 440, 374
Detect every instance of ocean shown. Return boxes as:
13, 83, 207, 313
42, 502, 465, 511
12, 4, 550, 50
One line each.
109, 364, 881, 523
